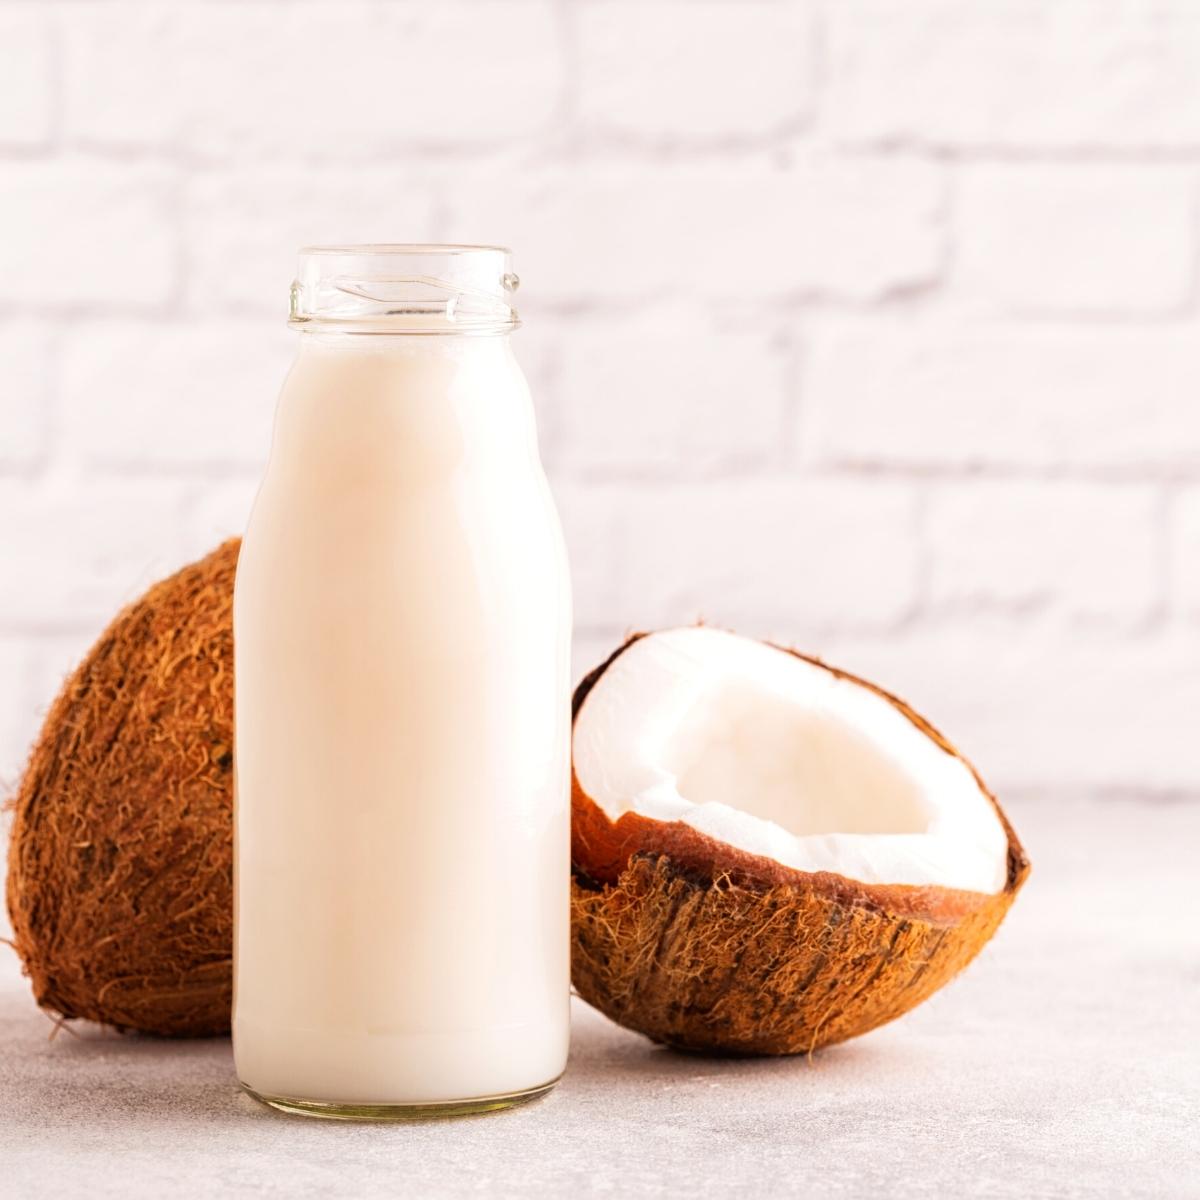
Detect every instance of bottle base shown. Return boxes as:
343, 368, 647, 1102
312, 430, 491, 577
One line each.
240, 1076, 561, 1122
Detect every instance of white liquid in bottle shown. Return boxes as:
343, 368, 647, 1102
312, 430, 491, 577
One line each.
233, 247, 571, 1117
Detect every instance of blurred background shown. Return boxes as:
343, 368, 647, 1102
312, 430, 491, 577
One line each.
2, 0, 1199, 829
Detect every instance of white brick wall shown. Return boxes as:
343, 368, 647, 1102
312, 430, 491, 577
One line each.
59, 321, 292, 469
2, 0, 1199, 809
554, 320, 788, 476
62, 3, 565, 156
924, 482, 1161, 627
0, 8, 52, 149
576, 3, 816, 143
1172, 489, 1200, 620
803, 321, 1200, 471
0, 164, 178, 309
955, 166, 1197, 316
827, 0, 1200, 150
0, 322, 51, 470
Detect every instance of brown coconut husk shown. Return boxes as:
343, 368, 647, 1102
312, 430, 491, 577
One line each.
5, 539, 240, 1037
570, 633, 1030, 1056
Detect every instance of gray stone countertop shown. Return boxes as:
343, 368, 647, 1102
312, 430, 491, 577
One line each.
2, 798, 1197, 1199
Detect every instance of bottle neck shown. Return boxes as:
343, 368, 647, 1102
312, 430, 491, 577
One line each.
293, 327, 516, 358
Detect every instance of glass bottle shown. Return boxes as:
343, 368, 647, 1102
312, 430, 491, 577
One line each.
233, 246, 571, 1119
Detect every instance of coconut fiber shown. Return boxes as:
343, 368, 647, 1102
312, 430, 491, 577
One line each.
5, 540, 239, 1036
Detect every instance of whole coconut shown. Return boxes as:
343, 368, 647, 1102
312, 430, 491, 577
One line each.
6, 540, 239, 1036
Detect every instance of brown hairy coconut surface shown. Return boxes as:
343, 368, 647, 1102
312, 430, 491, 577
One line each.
570, 634, 1031, 1056
6, 539, 239, 1037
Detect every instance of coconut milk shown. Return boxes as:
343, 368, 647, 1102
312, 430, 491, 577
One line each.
233, 248, 571, 1115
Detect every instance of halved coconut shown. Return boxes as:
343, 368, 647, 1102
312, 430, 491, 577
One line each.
570, 627, 1029, 1055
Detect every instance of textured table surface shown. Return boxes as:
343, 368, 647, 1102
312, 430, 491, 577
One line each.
3, 799, 1197, 1199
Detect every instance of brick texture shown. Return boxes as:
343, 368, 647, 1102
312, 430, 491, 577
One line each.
955, 166, 1197, 316
0, 8, 53, 148
0, 322, 52, 470
553, 321, 788, 476
59, 320, 290, 469
828, 0, 1200, 150
62, 3, 564, 157
2, 0, 1199, 805
577, 3, 815, 143
0, 165, 176, 309
924, 482, 1160, 627
1171, 488, 1200, 621
803, 321, 1200, 471
597, 479, 920, 634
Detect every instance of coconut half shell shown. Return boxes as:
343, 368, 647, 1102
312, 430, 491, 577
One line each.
570, 631, 1030, 1055
6, 540, 239, 1037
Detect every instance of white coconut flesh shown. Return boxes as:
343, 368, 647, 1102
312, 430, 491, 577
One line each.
574, 627, 1010, 895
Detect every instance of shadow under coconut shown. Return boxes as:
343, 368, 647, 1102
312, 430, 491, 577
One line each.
560, 1000, 932, 1149
565, 995, 902, 1089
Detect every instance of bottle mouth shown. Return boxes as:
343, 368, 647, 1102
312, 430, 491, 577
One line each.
289, 244, 519, 334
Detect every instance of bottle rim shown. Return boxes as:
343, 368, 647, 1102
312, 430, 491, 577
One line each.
289, 244, 520, 335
